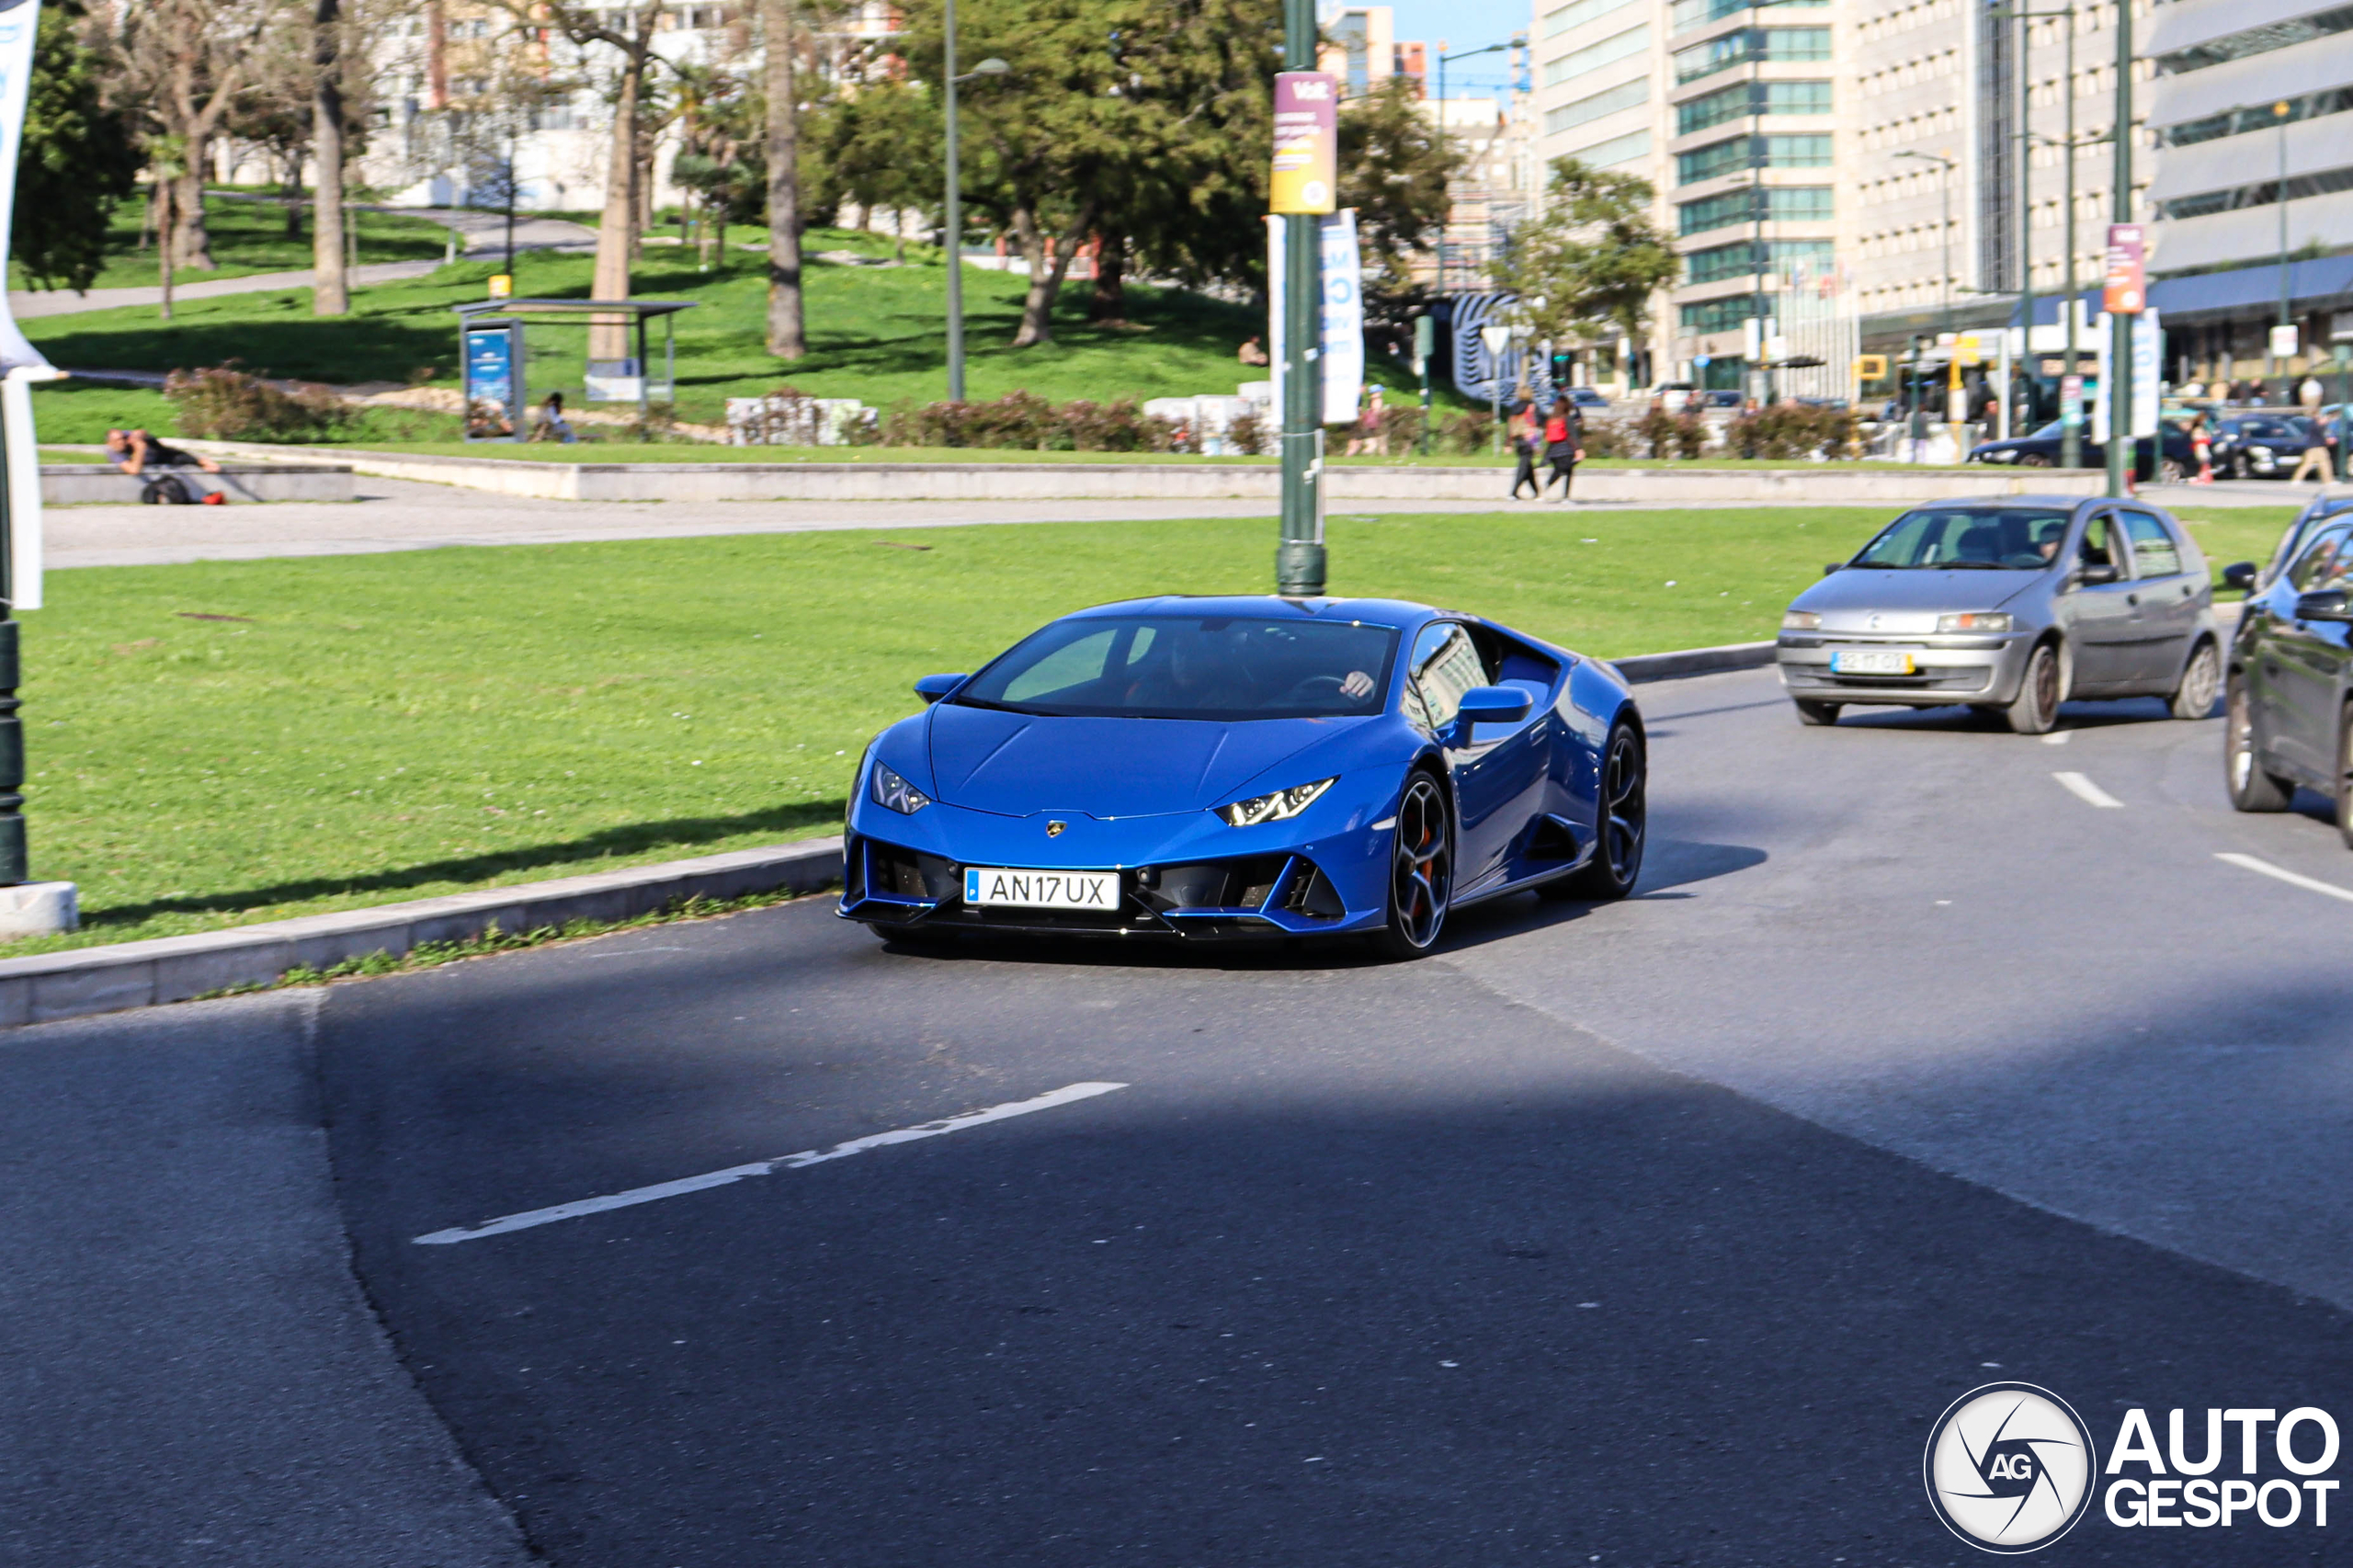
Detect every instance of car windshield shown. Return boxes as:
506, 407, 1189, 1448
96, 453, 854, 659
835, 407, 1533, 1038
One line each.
1847, 507, 2072, 571
955, 615, 1402, 721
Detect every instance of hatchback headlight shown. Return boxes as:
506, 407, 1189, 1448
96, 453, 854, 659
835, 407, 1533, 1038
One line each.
1217, 777, 1336, 827
1936, 612, 2014, 633
1781, 609, 1822, 631
870, 761, 931, 814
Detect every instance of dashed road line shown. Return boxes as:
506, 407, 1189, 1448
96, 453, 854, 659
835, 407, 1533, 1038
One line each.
2213, 852, 2353, 905
412, 1081, 1131, 1245
2052, 770, 2123, 809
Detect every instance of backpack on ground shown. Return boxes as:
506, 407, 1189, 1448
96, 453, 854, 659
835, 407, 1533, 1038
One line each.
139, 474, 194, 505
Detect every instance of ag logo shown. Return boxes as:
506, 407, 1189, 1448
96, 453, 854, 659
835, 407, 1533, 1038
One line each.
1925, 1382, 2095, 1553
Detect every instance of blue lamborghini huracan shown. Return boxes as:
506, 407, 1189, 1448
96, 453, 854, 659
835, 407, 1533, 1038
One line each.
838, 596, 1647, 959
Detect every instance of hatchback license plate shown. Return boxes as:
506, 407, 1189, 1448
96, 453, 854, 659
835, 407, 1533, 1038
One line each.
963, 867, 1119, 910
1831, 649, 1915, 675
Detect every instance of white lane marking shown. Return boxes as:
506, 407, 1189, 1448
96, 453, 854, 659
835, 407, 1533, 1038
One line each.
2213, 852, 2353, 905
2041, 730, 2072, 745
2052, 770, 2123, 809
413, 1082, 1129, 1245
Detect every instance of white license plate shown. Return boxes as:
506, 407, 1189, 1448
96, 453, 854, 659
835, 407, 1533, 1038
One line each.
962, 867, 1120, 910
1831, 649, 1916, 675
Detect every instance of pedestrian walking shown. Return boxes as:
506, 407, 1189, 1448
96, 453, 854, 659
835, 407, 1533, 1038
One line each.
2291, 426, 2336, 484
2300, 375, 2325, 413
2187, 411, 2214, 484
1508, 402, 1541, 498
1540, 397, 1584, 502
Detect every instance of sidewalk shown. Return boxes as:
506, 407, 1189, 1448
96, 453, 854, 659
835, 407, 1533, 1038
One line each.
10, 259, 441, 321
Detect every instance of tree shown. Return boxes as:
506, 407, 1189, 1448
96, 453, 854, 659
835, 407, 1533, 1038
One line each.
805, 76, 938, 256
15, 0, 140, 293
760, 0, 803, 358
1336, 75, 1463, 291
310, 0, 347, 312
115, 0, 303, 273
1493, 157, 1678, 354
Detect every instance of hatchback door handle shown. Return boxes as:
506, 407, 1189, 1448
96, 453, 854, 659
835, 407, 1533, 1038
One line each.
2127, 593, 2140, 607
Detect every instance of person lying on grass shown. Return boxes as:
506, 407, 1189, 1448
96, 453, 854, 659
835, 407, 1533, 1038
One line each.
104, 428, 222, 477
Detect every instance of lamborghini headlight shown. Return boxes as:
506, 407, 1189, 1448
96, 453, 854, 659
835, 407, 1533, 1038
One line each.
1217, 777, 1336, 827
870, 761, 931, 814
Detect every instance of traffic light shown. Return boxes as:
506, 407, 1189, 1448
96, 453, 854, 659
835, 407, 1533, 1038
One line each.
1550, 349, 1574, 385
1856, 354, 1889, 381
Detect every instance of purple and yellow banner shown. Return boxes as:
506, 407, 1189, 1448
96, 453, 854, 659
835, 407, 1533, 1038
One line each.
1270, 72, 1337, 216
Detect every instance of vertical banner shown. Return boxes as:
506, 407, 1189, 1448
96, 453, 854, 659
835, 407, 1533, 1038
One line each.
1269, 73, 1337, 215
462, 324, 522, 440
2102, 224, 2146, 315
2092, 309, 2162, 438
1267, 210, 1362, 426
0, 0, 57, 613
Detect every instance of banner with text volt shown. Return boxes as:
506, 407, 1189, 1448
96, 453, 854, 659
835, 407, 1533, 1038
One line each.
1270, 73, 1338, 215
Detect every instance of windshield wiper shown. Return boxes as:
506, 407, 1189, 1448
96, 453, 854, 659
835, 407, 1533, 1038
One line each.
949, 695, 1041, 715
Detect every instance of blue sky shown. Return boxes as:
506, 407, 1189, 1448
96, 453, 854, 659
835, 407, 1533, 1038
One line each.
1377, 0, 1529, 93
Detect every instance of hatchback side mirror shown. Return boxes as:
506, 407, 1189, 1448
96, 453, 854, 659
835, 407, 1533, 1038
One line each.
2077, 562, 2120, 586
2221, 562, 2257, 593
2295, 589, 2353, 622
1823, 562, 1843, 575
913, 673, 968, 703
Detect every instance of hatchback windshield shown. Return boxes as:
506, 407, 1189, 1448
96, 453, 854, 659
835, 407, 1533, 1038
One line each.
1847, 507, 2072, 571
956, 615, 1401, 720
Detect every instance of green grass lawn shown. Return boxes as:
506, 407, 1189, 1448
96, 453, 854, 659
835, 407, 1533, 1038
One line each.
22, 227, 1432, 426
10, 193, 451, 294
7, 502, 2293, 957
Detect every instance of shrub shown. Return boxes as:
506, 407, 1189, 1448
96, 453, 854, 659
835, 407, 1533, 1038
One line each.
1726, 402, 1859, 460
1434, 409, 1495, 454
1375, 403, 1426, 454
870, 392, 1173, 452
1577, 418, 1629, 459
163, 362, 348, 442
1226, 406, 1270, 456
1673, 412, 1709, 460
1636, 407, 1678, 459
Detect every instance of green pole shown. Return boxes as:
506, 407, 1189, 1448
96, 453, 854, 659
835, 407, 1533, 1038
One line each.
943, 0, 964, 403
1276, 0, 1326, 598
2106, 0, 2132, 498
0, 391, 24, 886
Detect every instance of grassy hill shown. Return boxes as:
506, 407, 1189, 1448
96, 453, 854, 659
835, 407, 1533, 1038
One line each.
25, 224, 1427, 437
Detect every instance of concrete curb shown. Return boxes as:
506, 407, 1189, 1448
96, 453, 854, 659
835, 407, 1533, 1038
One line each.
178, 440, 2105, 506
1610, 642, 1778, 683
0, 836, 842, 1028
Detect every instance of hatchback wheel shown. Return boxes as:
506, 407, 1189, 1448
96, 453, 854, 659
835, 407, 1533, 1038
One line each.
1545, 721, 1646, 901
2337, 708, 2353, 850
1793, 699, 1841, 726
2158, 458, 2187, 484
2018, 452, 2051, 469
1369, 772, 1452, 959
2005, 641, 2062, 734
2169, 639, 2221, 720
2225, 674, 2292, 812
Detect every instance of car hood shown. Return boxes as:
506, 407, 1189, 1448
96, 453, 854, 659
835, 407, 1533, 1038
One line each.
1794, 567, 2043, 619
925, 703, 1349, 817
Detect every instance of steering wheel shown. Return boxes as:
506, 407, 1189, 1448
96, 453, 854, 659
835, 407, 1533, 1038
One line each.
1283, 675, 1349, 703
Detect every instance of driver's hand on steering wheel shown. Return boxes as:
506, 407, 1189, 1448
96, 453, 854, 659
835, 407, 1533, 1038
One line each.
1339, 669, 1375, 699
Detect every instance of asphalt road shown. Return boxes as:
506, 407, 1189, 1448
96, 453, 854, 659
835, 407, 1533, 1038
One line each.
14, 665, 2353, 1563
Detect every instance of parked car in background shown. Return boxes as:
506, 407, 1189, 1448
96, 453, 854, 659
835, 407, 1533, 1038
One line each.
1776, 496, 2221, 733
1965, 420, 2196, 483
2209, 414, 2327, 479
1563, 386, 1611, 411
1652, 382, 1697, 413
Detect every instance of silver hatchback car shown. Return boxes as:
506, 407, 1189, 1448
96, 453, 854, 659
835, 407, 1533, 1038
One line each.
1776, 496, 2222, 733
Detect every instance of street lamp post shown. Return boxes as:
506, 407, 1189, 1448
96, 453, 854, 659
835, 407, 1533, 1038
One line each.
1896, 148, 1957, 449
941, 0, 1008, 403
2275, 98, 2293, 396
2105, 0, 2133, 498
1993, 6, 2075, 446
2032, 128, 2104, 469
1277, 0, 1324, 597
1434, 38, 1511, 292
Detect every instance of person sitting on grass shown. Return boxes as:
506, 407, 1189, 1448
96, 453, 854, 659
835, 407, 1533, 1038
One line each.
530, 392, 578, 444
104, 428, 221, 476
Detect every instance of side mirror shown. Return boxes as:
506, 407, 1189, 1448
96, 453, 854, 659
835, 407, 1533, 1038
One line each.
2077, 562, 2120, 586
913, 673, 968, 704
2221, 562, 2257, 593
1449, 685, 1533, 743
1823, 562, 1844, 575
2295, 589, 2353, 622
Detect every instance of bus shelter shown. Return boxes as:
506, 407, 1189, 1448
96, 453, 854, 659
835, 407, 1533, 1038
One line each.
453, 298, 698, 441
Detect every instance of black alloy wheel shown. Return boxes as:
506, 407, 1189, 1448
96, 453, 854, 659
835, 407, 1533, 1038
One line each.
2225, 673, 2292, 812
1370, 772, 1453, 960
2169, 639, 2221, 720
1547, 721, 1646, 901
